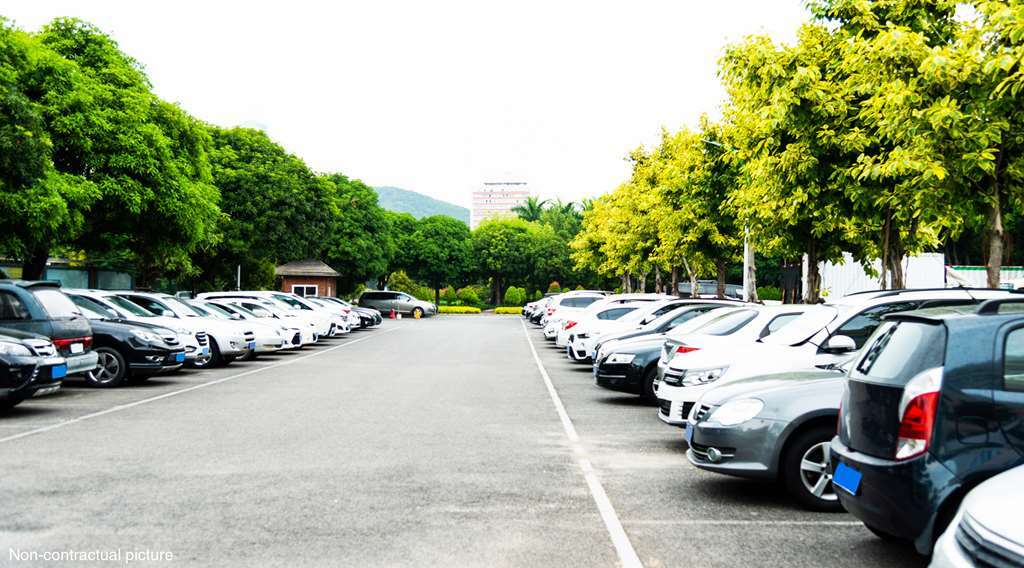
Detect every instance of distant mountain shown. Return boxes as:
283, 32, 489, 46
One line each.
374, 186, 469, 225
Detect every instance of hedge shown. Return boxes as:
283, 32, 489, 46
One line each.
494, 307, 522, 315
439, 306, 481, 314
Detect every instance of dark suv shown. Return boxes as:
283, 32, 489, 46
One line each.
0, 280, 98, 377
830, 300, 1024, 554
0, 327, 66, 408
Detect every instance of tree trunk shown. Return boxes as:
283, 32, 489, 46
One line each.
654, 266, 663, 295
670, 266, 679, 297
639, 271, 648, 293
804, 243, 821, 303
495, 275, 503, 305
620, 274, 630, 294
716, 260, 726, 299
434, 286, 440, 306
21, 247, 49, 281
681, 258, 699, 299
744, 234, 759, 303
888, 226, 906, 290
987, 194, 1004, 289
880, 213, 891, 290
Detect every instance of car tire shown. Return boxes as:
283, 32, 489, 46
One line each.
192, 339, 222, 368
0, 396, 24, 410
781, 426, 844, 512
85, 347, 128, 388
412, 307, 424, 319
640, 366, 659, 403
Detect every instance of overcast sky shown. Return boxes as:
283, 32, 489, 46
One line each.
6, 1, 807, 208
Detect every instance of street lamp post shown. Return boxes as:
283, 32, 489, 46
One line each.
701, 138, 756, 303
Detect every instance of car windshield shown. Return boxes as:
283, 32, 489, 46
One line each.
272, 294, 311, 310
644, 306, 702, 329
69, 294, 120, 319
761, 306, 839, 346
33, 288, 81, 319
104, 295, 157, 317
693, 309, 758, 336
226, 303, 259, 318
666, 309, 742, 339
75, 302, 109, 320
162, 297, 205, 317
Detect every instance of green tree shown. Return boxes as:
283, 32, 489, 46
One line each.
512, 196, 549, 222
472, 218, 536, 304
321, 173, 392, 294
407, 215, 473, 304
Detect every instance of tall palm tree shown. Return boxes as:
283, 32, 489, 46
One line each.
512, 196, 549, 222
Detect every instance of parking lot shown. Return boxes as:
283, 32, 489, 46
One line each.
1, 316, 924, 567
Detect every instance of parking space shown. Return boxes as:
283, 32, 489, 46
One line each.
1, 316, 929, 566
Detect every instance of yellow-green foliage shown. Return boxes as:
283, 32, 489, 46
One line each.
439, 306, 481, 314
494, 307, 523, 315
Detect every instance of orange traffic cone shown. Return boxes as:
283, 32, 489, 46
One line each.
389, 308, 396, 319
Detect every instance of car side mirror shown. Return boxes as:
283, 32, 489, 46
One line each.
231, 313, 243, 320
158, 308, 172, 317
823, 335, 857, 354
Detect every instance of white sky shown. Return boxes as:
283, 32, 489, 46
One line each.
5, 1, 807, 208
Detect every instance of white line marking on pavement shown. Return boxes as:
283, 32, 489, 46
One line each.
0, 327, 401, 446
624, 520, 863, 526
521, 319, 643, 568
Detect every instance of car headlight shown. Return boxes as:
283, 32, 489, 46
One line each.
709, 398, 764, 426
606, 353, 636, 365
0, 341, 32, 356
680, 366, 728, 387
131, 329, 161, 344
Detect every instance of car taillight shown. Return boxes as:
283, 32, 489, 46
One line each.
675, 345, 699, 355
565, 321, 578, 330
53, 336, 92, 350
547, 308, 555, 315
895, 367, 943, 461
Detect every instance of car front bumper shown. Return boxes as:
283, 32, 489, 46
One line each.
594, 361, 644, 393
655, 382, 701, 426
686, 417, 783, 480
129, 348, 188, 374
65, 351, 99, 376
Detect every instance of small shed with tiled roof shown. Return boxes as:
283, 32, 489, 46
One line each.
276, 259, 340, 297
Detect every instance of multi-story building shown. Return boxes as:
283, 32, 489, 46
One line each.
470, 181, 530, 228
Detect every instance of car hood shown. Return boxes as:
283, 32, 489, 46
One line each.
960, 465, 1024, 546
699, 369, 843, 407
610, 335, 667, 354
87, 318, 174, 335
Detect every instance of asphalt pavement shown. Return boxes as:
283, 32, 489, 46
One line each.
0, 317, 925, 567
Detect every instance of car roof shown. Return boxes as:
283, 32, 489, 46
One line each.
887, 299, 1024, 325
0, 279, 61, 289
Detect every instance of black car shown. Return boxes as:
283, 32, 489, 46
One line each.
0, 327, 66, 408
592, 305, 729, 401
830, 300, 1024, 554
72, 302, 186, 387
0, 280, 98, 377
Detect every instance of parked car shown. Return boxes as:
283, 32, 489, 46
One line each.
304, 297, 357, 332
73, 302, 186, 387
685, 366, 847, 511
313, 296, 382, 328
830, 300, 1024, 554
592, 303, 730, 357
593, 307, 733, 401
202, 300, 305, 350
215, 298, 318, 347
540, 292, 606, 339
357, 291, 437, 318
0, 280, 98, 378
656, 304, 818, 426
931, 464, 1024, 567
0, 328, 65, 408
678, 279, 744, 299
197, 291, 334, 336
567, 299, 714, 361
554, 293, 675, 348
117, 292, 254, 368
64, 289, 209, 364
185, 300, 287, 359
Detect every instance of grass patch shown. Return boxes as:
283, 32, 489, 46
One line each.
439, 306, 481, 314
494, 307, 523, 315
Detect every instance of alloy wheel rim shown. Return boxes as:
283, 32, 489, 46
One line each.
90, 352, 120, 384
799, 441, 836, 501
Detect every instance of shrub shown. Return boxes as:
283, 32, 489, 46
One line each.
457, 287, 481, 306
532, 289, 543, 301
575, 284, 584, 290
439, 305, 481, 314
757, 286, 782, 301
413, 286, 434, 302
547, 281, 561, 293
442, 287, 458, 305
561, 287, 570, 293
495, 307, 522, 315
503, 286, 526, 306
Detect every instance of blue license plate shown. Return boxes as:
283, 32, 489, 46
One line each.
566, 345, 572, 357
592, 364, 599, 378
202, 346, 210, 356
174, 352, 185, 363
51, 364, 67, 380
247, 341, 256, 351
833, 462, 862, 495
684, 423, 694, 445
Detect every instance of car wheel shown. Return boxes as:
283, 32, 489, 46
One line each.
0, 396, 24, 410
640, 366, 659, 403
85, 347, 128, 388
412, 307, 424, 319
782, 426, 843, 512
192, 339, 222, 368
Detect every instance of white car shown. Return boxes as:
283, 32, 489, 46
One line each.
931, 464, 1024, 567
656, 288, 1018, 426
187, 300, 287, 357
554, 293, 676, 347
198, 291, 334, 337
217, 299, 317, 347
64, 289, 208, 364
117, 292, 255, 367
203, 300, 305, 350
540, 292, 607, 337
656, 304, 817, 426
566, 298, 697, 362
306, 297, 358, 332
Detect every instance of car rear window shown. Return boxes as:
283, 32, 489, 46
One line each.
562, 297, 599, 308
32, 288, 81, 318
851, 320, 946, 385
